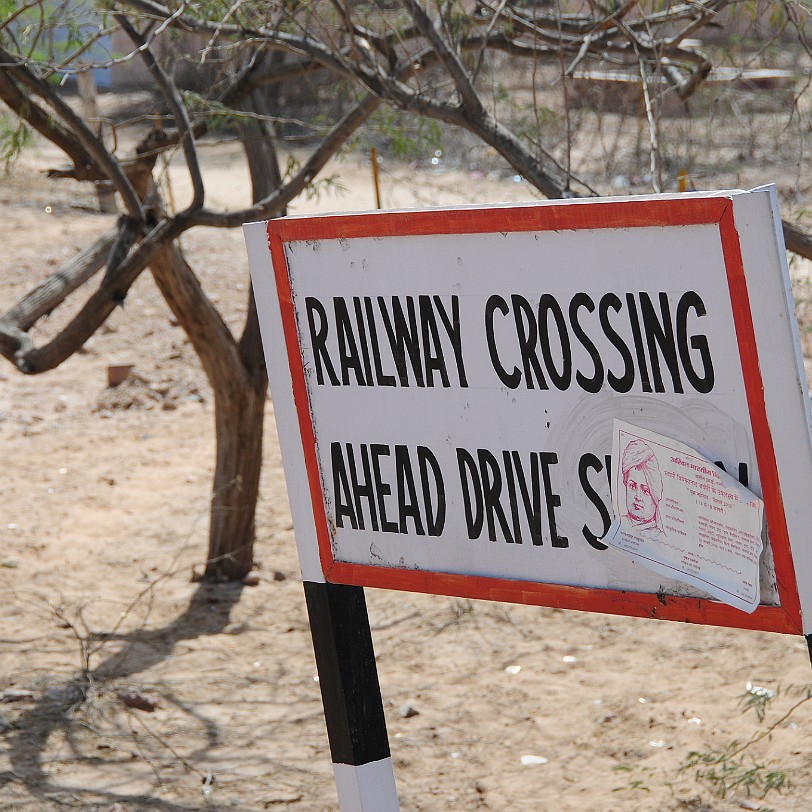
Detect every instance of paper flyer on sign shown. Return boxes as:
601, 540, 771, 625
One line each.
604, 420, 764, 613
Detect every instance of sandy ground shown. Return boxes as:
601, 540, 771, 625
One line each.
2, 125, 812, 812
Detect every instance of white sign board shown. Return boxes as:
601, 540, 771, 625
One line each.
245, 189, 812, 635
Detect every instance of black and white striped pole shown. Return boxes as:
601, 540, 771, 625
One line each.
304, 581, 399, 810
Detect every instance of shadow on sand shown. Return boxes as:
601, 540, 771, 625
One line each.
1, 581, 252, 811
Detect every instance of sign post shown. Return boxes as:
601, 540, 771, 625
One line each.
304, 581, 399, 810
245, 187, 812, 808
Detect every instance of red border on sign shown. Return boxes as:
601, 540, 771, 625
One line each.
267, 197, 802, 635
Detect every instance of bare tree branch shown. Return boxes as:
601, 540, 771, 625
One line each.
3, 215, 184, 373
190, 92, 382, 227
115, 14, 205, 215
0, 44, 145, 220
0, 225, 123, 364
0, 0, 48, 34
400, 0, 484, 115
0, 70, 100, 178
1, 224, 119, 333
784, 220, 812, 262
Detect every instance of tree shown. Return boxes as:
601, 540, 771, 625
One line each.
1, 0, 810, 579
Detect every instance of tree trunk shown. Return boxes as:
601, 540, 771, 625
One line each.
203, 85, 282, 579
784, 220, 812, 262
76, 69, 118, 213
147, 239, 262, 579
207, 357, 267, 578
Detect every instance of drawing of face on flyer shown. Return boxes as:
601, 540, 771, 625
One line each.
620, 439, 666, 542
604, 420, 765, 614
